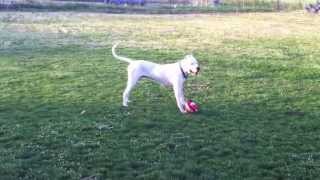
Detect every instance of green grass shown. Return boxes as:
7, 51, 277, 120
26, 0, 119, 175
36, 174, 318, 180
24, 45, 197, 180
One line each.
1, 12, 320, 179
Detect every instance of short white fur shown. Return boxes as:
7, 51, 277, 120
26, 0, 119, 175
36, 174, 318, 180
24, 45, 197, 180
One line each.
112, 43, 200, 113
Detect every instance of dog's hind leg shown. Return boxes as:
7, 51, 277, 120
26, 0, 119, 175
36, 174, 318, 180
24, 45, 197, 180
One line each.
123, 68, 140, 107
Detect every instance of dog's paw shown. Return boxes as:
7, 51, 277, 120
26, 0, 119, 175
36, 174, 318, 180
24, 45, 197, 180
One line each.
179, 109, 187, 114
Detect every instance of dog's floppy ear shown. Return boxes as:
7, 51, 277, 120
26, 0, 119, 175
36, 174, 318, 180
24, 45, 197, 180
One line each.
185, 54, 196, 61
185, 54, 193, 59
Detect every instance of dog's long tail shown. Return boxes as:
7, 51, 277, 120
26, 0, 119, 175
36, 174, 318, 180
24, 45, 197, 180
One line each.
112, 43, 133, 64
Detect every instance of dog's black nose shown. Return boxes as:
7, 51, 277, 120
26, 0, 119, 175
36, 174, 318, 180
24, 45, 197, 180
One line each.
197, 67, 200, 72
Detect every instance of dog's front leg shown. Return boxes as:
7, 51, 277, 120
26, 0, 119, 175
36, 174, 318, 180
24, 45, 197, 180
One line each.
173, 83, 186, 113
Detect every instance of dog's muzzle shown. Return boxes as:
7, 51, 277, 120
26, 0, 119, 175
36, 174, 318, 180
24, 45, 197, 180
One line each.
195, 67, 200, 75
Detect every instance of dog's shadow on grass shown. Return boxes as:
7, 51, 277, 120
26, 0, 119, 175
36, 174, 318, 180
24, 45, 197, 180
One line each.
185, 99, 287, 123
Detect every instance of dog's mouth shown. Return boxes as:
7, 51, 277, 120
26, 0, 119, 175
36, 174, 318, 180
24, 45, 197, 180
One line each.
190, 67, 200, 75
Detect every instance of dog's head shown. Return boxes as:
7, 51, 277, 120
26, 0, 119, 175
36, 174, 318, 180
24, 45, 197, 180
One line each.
181, 54, 200, 76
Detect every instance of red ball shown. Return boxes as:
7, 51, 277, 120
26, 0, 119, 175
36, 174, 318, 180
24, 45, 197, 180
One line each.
185, 100, 199, 113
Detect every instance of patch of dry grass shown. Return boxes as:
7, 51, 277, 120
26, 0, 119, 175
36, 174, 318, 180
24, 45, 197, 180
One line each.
1, 11, 319, 52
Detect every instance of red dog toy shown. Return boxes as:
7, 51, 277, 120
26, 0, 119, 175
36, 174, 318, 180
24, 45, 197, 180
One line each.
185, 100, 199, 113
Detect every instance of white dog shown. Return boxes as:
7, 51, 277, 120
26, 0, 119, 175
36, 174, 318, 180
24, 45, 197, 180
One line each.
112, 43, 200, 113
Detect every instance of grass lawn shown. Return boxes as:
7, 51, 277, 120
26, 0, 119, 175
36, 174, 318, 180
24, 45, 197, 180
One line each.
1, 11, 320, 179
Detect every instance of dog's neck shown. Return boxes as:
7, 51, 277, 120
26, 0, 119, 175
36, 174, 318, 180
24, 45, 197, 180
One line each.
179, 61, 188, 79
